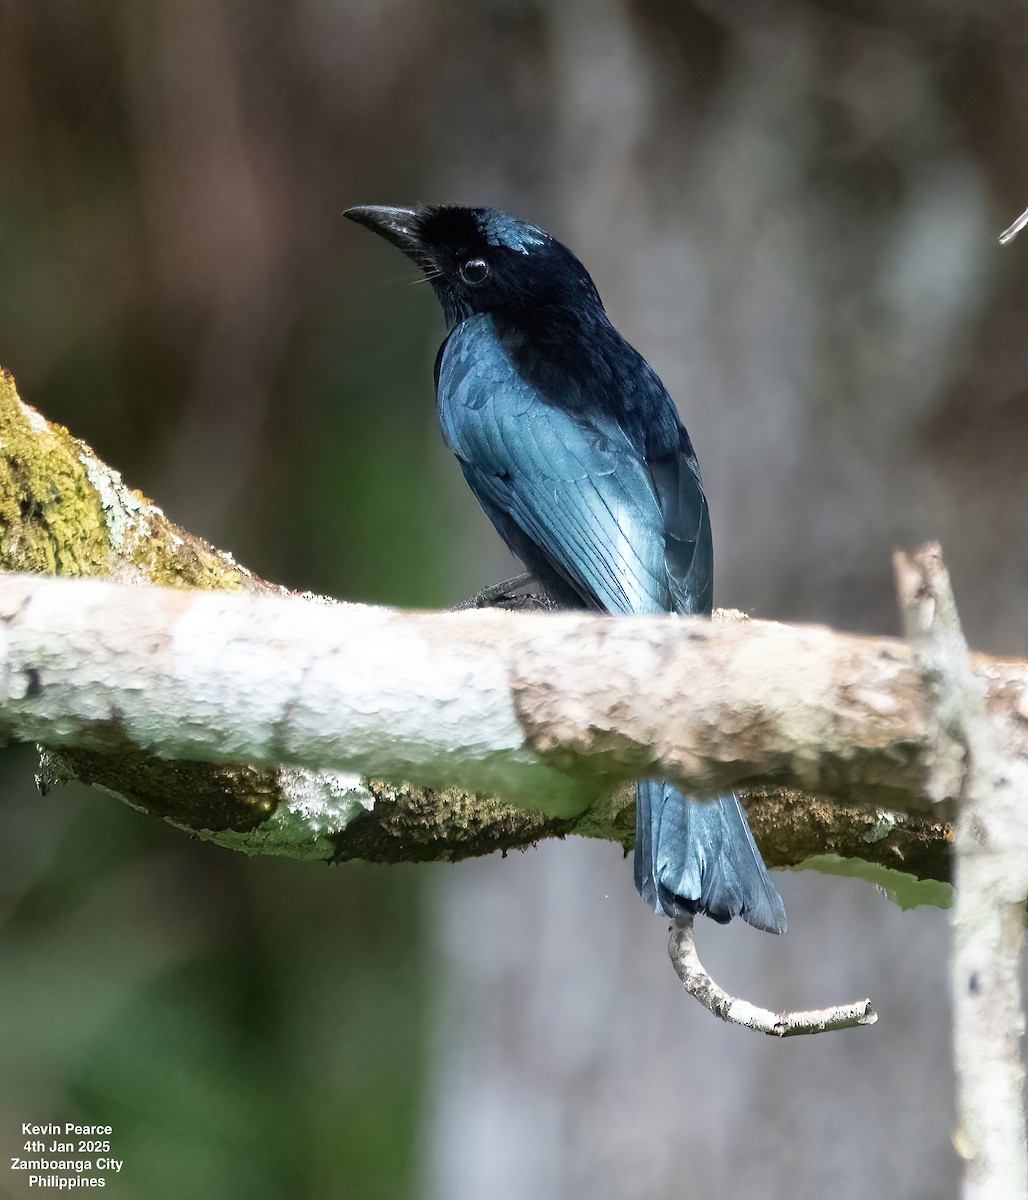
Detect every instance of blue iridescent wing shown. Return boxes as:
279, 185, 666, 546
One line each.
437, 317, 672, 615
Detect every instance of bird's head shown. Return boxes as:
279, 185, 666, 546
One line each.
344, 204, 604, 328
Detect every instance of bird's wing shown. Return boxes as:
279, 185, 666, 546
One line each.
437, 321, 671, 615
645, 435, 713, 616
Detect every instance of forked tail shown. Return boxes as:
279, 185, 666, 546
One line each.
634, 779, 786, 934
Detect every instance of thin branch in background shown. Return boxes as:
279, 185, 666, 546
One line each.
998, 205, 1028, 245
667, 916, 877, 1036
895, 543, 1028, 1200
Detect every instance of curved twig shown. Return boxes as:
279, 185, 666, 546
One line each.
667, 915, 878, 1037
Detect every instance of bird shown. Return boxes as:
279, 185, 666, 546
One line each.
345, 203, 786, 934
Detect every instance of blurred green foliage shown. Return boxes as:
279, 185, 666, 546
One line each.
0, 4, 454, 1196
1, 750, 426, 1199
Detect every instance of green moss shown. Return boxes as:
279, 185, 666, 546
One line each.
55, 747, 280, 831
130, 510, 248, 592
333, 779, 577, 864
570, 781, 636, 847
0, 369, 112, 575
0, 367, 248, 592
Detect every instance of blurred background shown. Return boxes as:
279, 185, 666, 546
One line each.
1, 1, 1027, 1196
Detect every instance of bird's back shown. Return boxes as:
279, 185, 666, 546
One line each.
436, 310, 712, 620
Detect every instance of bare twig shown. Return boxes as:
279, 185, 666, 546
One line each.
998, 205, 1028, 246
895, 543, 1028, 1200
667, 916, 877, 1036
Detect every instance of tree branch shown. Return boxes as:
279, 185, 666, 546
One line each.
0, 366, 976, 896
896, 545, 1028, 1200
0, 567, 1025, 824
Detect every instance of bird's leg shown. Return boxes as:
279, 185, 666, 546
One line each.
453, 573, 560, 612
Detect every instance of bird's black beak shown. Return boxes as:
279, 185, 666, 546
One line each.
343, 205, 422, 256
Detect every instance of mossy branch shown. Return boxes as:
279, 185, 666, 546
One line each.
0, 368, 962, 900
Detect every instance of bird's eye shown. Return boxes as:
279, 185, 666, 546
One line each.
459, 258, 490, 286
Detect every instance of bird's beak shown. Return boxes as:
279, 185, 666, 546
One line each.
343, 205, 422, 256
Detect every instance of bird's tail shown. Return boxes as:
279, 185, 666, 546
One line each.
634, 779, 786, 934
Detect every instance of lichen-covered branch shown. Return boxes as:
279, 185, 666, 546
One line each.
0, 367, 969, 893
0, 366, 388, 859
0, 567, 1024, 866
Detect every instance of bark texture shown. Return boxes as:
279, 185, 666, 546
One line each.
5, 570, 1028, 814
0, 368, 970, 894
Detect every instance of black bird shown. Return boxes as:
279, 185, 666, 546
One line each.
345, 203, 786, 934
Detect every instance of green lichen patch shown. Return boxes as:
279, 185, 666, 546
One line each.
0, 370, 112, 576
793, 853, 954, 910
198, 770, 374, 860
78, 450, 150, 549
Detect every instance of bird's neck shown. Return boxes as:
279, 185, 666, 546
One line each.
455, 305, 648, 422
488, 302, 612, 358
